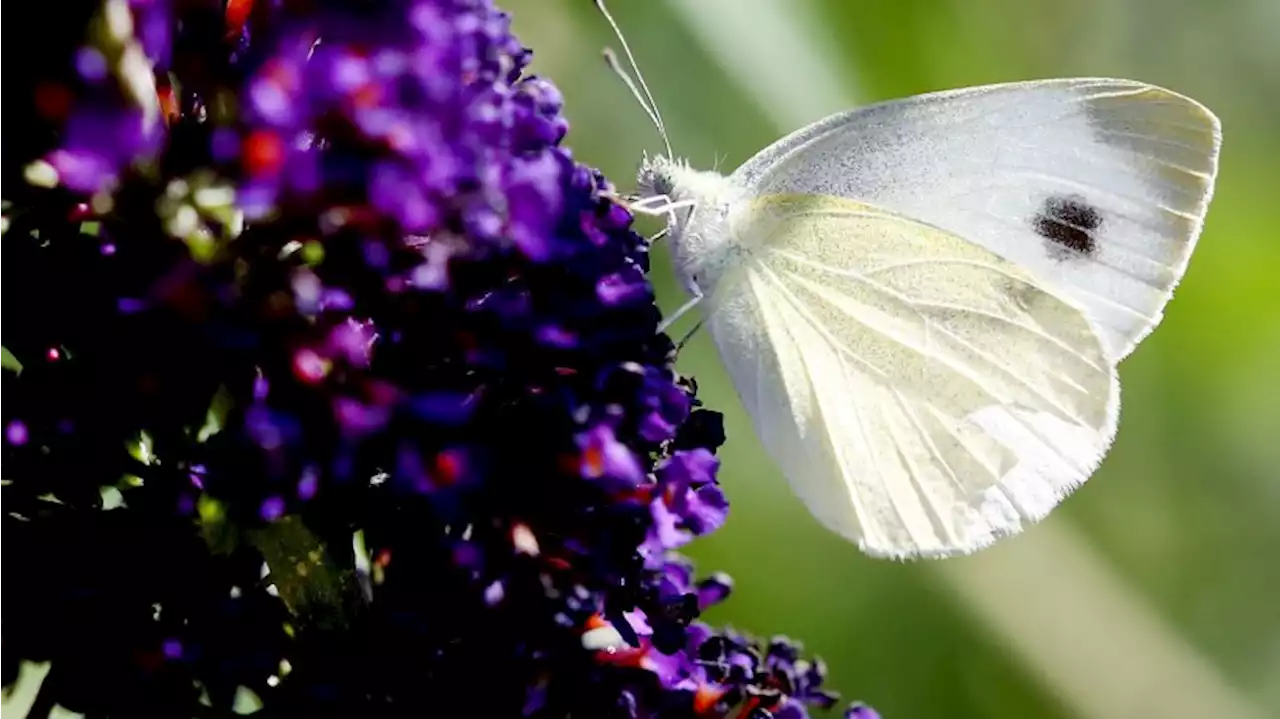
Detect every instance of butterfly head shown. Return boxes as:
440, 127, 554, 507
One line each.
635, 153, 688, 200
635, 153, 705, 242
634, 154, 743, 299
636, 154, 735, 214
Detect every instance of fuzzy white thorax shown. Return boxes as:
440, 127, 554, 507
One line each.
635, 154, 747, 299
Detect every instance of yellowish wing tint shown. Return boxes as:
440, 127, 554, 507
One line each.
707, 194, 1119, 558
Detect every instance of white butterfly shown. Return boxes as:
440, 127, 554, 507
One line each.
595, 5, 1221, 560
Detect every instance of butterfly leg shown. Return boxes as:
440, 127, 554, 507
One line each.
625, 194, 699, 230
627, 193, 670, 209
627, 194, 676, 211
657, 288, 703, 334
673, 319, 704, 353
642, 199, 699, 216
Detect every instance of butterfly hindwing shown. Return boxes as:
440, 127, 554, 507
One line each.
705, 194, 1118, 558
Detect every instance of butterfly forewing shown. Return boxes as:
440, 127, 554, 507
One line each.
729, 78, 1221, 362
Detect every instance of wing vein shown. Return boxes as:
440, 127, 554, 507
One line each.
767, 249, 1104, 370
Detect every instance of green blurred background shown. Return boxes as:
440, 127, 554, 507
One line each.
7, 1, 1278, 717
508, 0, 1280, 718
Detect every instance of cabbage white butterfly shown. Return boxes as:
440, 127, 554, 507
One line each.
595, 2, 1221, 559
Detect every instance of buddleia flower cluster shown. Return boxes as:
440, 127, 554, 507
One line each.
1, 1, 877, 717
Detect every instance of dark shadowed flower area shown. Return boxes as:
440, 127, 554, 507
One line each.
1, 1, 876, 717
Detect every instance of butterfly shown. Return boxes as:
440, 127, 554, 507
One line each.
595, 2, 1221, 559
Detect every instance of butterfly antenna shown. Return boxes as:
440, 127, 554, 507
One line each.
601, 48, 672, 157
594, 0, 673, 158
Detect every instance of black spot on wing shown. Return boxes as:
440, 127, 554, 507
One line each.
1031, 195, 1103, 259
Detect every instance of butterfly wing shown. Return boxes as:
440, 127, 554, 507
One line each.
730, 78, 1221, 362
707, 194, 1118, 558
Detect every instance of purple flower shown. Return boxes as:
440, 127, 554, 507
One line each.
39, 0, 172, 193
846, 703, 883, 719
2, 1, 877, 718
662, 448, 728, 534
577, 423, 646, 487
